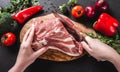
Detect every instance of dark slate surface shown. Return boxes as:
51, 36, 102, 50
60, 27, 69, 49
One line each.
0, 0, 120, 72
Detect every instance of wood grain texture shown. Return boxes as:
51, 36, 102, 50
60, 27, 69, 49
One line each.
20, 13, 96, 61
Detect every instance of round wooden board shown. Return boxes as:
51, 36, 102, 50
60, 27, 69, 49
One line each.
20, 13, 96, 61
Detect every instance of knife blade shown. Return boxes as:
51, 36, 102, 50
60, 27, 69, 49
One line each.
52, 11, 84, 42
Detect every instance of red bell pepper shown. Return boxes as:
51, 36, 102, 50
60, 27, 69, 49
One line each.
93, 13, 119, 36
13, 6, 43, 24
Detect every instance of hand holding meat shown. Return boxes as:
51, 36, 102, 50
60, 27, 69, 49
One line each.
8, 26, 48, 72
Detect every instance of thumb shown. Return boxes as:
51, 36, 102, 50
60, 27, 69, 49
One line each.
34, 47, 48, 58
81, 41, 92, 53
84, 36, 94, 45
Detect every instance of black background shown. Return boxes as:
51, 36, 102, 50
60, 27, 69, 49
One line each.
0, 0, 120, 72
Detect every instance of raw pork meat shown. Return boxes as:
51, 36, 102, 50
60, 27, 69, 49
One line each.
32, 17, 83, 56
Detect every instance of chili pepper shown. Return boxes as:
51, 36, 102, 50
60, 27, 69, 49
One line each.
13, 6, 43, 24
93, 13, 119, 36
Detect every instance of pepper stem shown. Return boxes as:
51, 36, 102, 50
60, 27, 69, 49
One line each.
93, 21, 97, 27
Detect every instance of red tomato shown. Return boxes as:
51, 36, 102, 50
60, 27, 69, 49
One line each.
1, 32, 16, 46
72, 5, 85, 18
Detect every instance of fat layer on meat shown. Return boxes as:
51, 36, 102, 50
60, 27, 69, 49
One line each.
31, 17, 83, 56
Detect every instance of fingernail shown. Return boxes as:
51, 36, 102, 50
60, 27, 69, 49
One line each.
41, 47, 48, 52
81, 41, 84, 45
31, 25, 35, 30
85, 36, 92, 40
32, 24, 35, 28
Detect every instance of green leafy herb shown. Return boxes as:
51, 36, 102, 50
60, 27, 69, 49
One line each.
59, 0, 78, 13
87, 33, 120, 54
58, 4, 67, 13
3, 0, 40, 13
0, 6, 2, 14
0, 0, 40, 34
67, 0, 78, 6
0, 12, 14, 34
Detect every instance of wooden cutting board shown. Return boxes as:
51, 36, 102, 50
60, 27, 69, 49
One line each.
20, 13, 96, 61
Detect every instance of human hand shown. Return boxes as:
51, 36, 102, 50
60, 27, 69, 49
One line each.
81, 36, 119, 62
9, 26, 48, 72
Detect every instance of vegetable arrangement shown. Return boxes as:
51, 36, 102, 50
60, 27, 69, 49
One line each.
59, 0, 120, 53
0, 0, 42, 46
0, 0, 119, 54
59, 0, 109, 18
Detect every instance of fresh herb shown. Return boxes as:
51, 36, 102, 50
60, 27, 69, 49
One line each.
0, 12, 15, 34
67, 0, 78, 7
87, 33, 120, 53
3, 0, 40, 13
58, 4, 67, 13
0, 0, 40, 34
59, 0, 78, 13
0, 6, 2, 14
